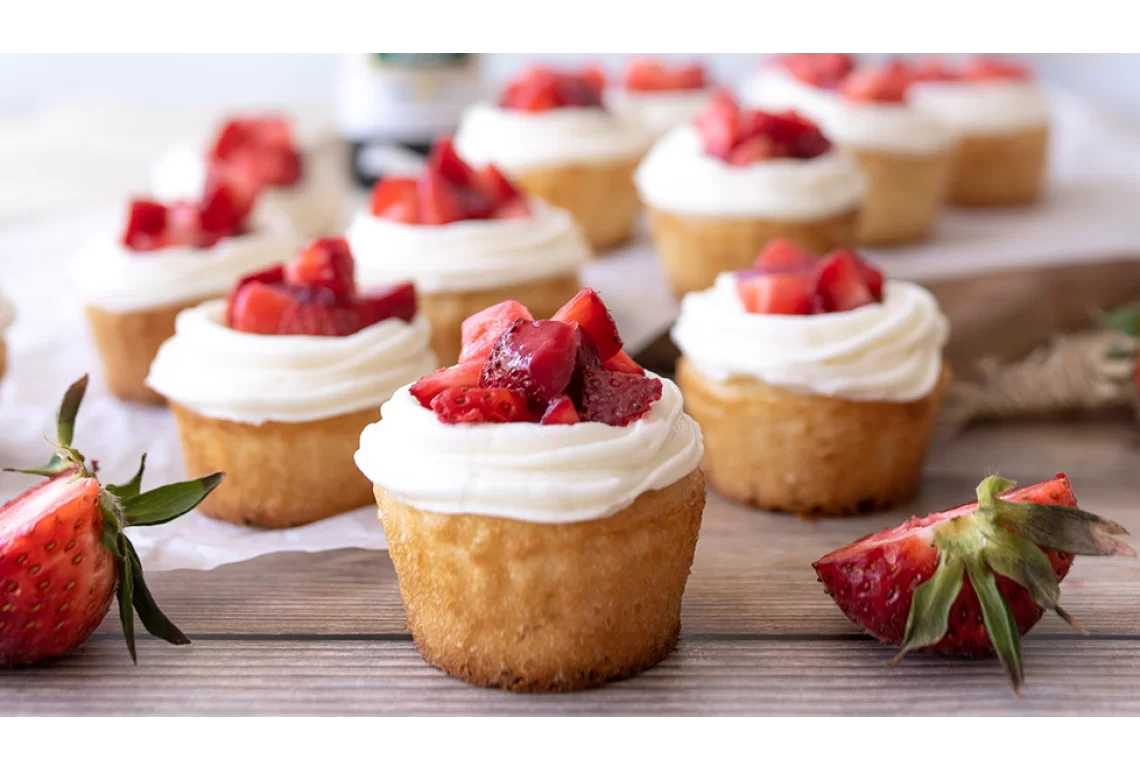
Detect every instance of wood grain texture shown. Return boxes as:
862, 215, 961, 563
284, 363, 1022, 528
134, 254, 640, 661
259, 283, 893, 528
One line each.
2, 420, 1139, 715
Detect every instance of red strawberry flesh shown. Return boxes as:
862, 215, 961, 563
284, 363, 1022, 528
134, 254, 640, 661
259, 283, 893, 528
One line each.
478, 319, 578, 404
602, 349, 644, 375
410, 361, 483, 409
431, 387, 534, 424
736, 272, 817, 315
578, 370, 663, 426
541, 394, 580, 424
551, 288, 623, 361
459, 300, 535, 364
285, 237, 355, 297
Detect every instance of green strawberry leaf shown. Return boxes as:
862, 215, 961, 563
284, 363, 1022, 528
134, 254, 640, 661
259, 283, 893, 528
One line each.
1099, 303, 1140, 339
117, 540, 137, 664
121, 472, 225, 527
964, 553, 1024, 694
893, 552, 964, 664
993, 501, 1135, 557
106, 454, 147, 500
125, 539, 190, 646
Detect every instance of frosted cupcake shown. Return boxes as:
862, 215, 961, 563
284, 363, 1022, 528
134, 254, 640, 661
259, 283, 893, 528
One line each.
152, 114, 347, 237
356, 289, 704, 691
455, 65, 650, 251
0, 288, 14, 383
636, 89, 865, 296
744, 55, 956, 245
75, 179, 294, 404
672, 240, 949, 516
909, 56, 1049, 207
348, 136, 589, 365
148, 237, 436, 528
604, 57, 713, 139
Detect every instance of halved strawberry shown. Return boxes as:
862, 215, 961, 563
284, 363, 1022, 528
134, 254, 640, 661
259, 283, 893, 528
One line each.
285, 237, 355, 297
693, 89, 741, 160
578, 370, 663, 427
479, 319, 579, 404
431, 387, 534, 424
776, 53, 855, 89
602, 349, 644, 375
814, 474, 1134, 693
541, 395, 580, 425
838, 61, 912, 104
754, 238, 815, 272
370, 177, 420, 223
815, 249, 875, 312
418, 166, 464, 225
736, 271, 816, 315
410, 361, 483, 408
476, 164, 523, 207
459, 300, 535, 364
121, 199, 168, 251
551, 288, 623, 361
360, 282, 417, 325
962, 55, 1031, 82
228, 282, 299, 335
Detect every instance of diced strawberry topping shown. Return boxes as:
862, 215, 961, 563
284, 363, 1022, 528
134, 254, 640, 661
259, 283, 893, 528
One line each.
775, 54, 855, 89
736, 272, 817, 315
431, 136, 478, 187
285, 237, 355, 297
602, 349, 644, 375
551, 288, 623, 361
228, 282, 299, 335
540, 395, 580, 425
121, 172, 255, 253
737, 245, 886, 315
208, 116, 303, 188
579, 370, 663, 427
431, 387, 535, 424
815, 249, 876, 312
624, 57, 707, 92
479, 319, 579, 403
417, 165, 465, 225
565, 325, 604, 404
837, 60, 913, 104
476, 164, 524, 207
961, 55, 1032, 82
693, 91, 831, 163
369, 177, 420, 223
410, 361, 483, 408
753, 238, 815, 272
499, 65, 605, 111
911, 56, 958, 82
121, 200, 168, 251
459, 300, 535, 364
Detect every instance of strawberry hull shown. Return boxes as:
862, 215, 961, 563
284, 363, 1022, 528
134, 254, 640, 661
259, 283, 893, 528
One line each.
813, 475, 1077, 655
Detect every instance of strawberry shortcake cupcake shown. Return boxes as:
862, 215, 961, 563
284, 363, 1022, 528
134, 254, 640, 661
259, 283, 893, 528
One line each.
744, 55, 956, 245
152, 115, 347, 237
636, 90, 865, 296
909, 56, 1049, 207
75, 178, 294, 404
455, 65, 650, 251
604, 57, 714, 139
672, 240, 949, 516
348, 136, 589, 366
0, 288, 14, 382
356, 289, 705, 691
148, 237, 436, 528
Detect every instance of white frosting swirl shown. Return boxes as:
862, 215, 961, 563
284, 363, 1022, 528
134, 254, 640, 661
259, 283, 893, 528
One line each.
635, 125, 865, 219
73, 222, 297, 313
454, 102, 651, 173
672, 274, 949, 402
347, 198, 590, 293
0, 289, 14, 335
741, 70, 957, 154
355, 375, 703, 523
147, 300, 437, 424
604, 87, 713, 138
909, 80, 1049, 134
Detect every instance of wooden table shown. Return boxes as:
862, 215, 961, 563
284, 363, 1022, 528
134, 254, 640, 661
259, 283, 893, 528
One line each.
3, 418, 1138, 715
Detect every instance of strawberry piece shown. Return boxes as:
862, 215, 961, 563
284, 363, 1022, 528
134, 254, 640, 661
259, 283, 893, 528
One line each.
541, 394, 580, 425
693, 89, 741, 160
370, 177, 421, 223
582, 63, 607, 95
551, 288, 623, 361
602, 349, 644, 375
491, 198, 533, 220
0, 376, 221, 666
228, 282, 300, 335
754, 238, 815, 272
121, 199, 168, 251
498, 65, 604, 111
727, 135, 777, 166
736, 271, 817, 315
838, 61, 913, 104
827, 248, 885, 302
360, 282, 417, 325
476, 164, 523, 207
418, 166, 464, 225
428, 136, 477, 187
276, 303, 351, 336
210, 117, 302, 187
578, 370, 663, 427
199, 174, 252, 236
912, 56, 958, 82
776, 53, 855, 89
285, 237, 355, 297
565, 325, 604, 405
815, 249, 875, 312
478, 319, 578, 403
756, 110, 832, 159
410, 361, 483, 408
459, 300, 535, 364
431, 386, 534, 424
210, 119, 251, 161
962, 55, 1031, 82
624, 58, 707, 92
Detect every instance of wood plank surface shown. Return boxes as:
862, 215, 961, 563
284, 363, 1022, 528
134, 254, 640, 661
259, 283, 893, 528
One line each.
2, 419, 1139, 715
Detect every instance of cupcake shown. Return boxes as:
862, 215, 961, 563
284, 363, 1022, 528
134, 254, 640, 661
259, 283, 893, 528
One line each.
355, 288, 705, 691
744, 55, 956, 245
672, 240, 949, 516
636, 89, 865, 296
604, 57, 713, 139
348, 136, 589, 366
152, 114, 347, 237
0, 288, 14, 382
909, 56, 1049, 207
148, 237, 436, 528
455, 65, 650, 251
75, 177, 294, 404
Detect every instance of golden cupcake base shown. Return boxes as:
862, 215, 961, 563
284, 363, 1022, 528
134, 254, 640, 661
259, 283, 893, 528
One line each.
170, 404, 378, 529
85, 299, 209, 405
947, 126, 1049, 207
646, 206, 860, 296
421, 272, 582, 366
0, 338, 6, 382
851, 146, 954, 246
677, 358, 948, 517
515, 157, 642, 252
376, 468, 706, 692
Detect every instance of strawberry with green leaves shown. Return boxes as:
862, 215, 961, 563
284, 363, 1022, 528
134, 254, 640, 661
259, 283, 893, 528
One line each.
814, 475, 1133, 693
0, 375, 223, 666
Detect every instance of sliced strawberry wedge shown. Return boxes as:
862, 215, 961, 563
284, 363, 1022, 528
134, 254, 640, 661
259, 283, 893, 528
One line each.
962, 55, 1031, 82
551, 288, 623, 361
815, 249, 875, 312
624, 58, 707, 92
500, 65, 603, 111
776, 53, 855, 89
602, 349, 644, 375
753, 238, 815, 273
361, 282, 417, 325
459, 300, 535, 364
285, 237, 355, 297
579, 370, 663, 427
410, 361, 483, 408
838, 61, 913, 104
430, 136, 478, 187
431, 387, 534, 424
229, 282, 299, 335
736, 272, 816, 315
693, 89, 741, 160
370, 177, 420, 223
418, 166, 464, 225
540, 394, 580, 424
476, 164, 524, 207
121, 199, 169, 251
478, 319, 578, 403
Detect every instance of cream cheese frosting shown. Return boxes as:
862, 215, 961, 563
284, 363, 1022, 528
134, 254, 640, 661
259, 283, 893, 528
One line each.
347, 198, 590, 293
635, 125, 866, 219
73, 223, 296, 313
454, 102, 651, 173
147, 300, 437, 424
909, 80, 1050, 135
742, 70, 957, 155
0, 289, 15, 336
354, 374, 703, 523
672, 273, 949, 402
604, 87, 713, 138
